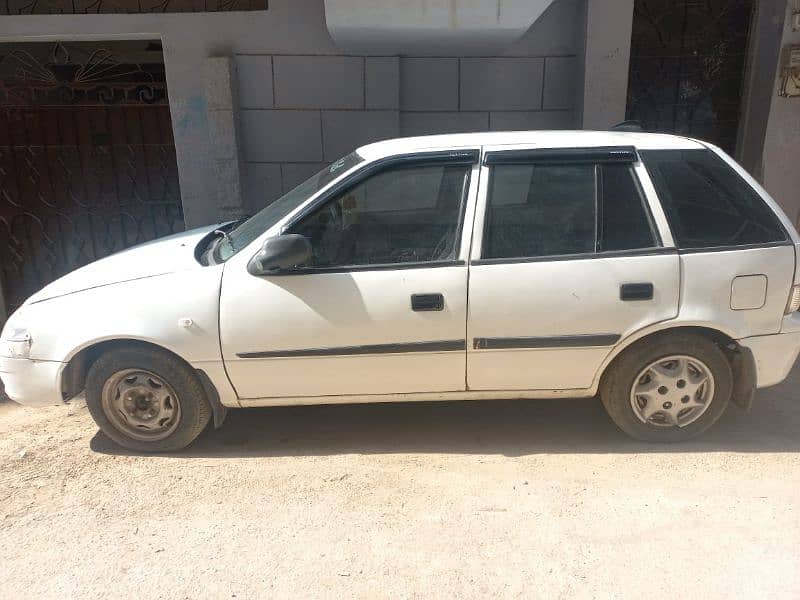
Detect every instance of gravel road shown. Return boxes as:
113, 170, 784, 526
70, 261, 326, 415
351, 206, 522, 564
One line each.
2, 367, 799, 599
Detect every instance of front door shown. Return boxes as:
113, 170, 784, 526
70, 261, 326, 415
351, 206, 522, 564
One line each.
220, 153, 479, 400
467, 145, 680, 391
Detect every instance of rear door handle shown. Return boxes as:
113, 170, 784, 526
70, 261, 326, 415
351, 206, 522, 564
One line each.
620, 282, 654, 301
411, 293, 444, 311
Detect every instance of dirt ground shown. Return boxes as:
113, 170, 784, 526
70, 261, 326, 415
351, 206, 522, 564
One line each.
2, 367, 800, 600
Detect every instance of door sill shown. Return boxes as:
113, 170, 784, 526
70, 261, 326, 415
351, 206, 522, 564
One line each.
237, 388, 594, 408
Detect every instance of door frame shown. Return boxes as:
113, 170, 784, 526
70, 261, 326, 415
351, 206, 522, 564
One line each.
225, 146, 485, 273
220, 147, 484, 401
464, 142, 681, 392
468, 143, 676, 263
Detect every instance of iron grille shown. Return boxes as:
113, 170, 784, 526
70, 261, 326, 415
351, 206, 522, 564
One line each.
626, 0, 755, 153
0, 42, 183, 313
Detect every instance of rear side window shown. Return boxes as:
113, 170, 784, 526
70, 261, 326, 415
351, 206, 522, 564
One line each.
640, 149, 787, 249
482, 162, 657, 259
599, 164, 659, 252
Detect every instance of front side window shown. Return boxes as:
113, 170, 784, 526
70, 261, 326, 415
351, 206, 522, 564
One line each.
640, 149, 787, 249
288, 163, 470, 268
216, 152, 364, 261
482, 161, 657, 260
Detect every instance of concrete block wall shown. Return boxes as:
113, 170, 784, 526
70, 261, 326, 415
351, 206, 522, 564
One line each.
398, 56, 577, 137
0, 0, 590, 227
236, 0, 582, 214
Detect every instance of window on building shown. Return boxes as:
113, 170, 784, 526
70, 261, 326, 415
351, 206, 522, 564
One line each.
288, 163, 470, 268
482, 162, 658, 259
640, 149, 787, 249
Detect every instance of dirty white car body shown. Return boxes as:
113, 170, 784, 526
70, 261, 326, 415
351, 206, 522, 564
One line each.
3, 130, 800, 450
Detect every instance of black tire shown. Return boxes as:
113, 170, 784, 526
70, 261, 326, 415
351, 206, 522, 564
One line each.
85, 345, 211, 452
600, 332, 733, 442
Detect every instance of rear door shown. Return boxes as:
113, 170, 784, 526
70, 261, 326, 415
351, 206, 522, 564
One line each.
467, 145, 680, 392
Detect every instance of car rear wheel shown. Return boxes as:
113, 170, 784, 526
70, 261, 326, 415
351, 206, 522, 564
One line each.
85, 345, 211, 452
600, 332, 733, 442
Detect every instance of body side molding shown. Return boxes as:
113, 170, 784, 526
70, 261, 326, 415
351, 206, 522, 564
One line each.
473, 334, 621, 350
237, 339, 467, 359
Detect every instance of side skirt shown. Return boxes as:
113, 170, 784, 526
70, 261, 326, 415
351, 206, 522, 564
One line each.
237, 388, 596, 408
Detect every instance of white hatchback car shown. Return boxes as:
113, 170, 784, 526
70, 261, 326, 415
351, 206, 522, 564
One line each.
3, 131, 800, 451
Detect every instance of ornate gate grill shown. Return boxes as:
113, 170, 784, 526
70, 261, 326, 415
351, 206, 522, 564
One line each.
0, 42, 183, 313
626, 0, 755, 153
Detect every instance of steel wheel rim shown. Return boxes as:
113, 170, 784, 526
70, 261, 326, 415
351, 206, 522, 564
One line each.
101, 369, 181, 442
629, 355, 715, 428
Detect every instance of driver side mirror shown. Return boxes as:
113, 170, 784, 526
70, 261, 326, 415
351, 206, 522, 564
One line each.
247, 234, 312, 275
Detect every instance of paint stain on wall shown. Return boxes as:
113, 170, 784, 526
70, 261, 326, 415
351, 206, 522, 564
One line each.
174, 94, 209, 137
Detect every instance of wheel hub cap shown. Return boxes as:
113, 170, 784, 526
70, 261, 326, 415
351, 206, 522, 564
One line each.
629, 355, 715, 428
101, 369, 181, 442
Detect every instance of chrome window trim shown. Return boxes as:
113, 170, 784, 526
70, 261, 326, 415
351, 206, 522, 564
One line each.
676, 240, 794, 254
264, 260, 466, 276
470, 247, 676, 266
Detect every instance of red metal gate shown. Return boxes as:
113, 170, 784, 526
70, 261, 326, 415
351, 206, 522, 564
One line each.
0, 41, 184, 313
626, 0, 755, 154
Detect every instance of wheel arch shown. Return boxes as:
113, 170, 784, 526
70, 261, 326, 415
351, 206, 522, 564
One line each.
61, 337, 229, 427
594, 323, 756, 410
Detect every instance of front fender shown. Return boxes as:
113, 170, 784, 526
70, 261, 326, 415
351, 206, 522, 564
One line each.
25, 268, 224, 365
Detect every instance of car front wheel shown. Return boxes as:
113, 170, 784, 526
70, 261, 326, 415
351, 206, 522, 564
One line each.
600, 332, 733, 442
85, 345, 211, 452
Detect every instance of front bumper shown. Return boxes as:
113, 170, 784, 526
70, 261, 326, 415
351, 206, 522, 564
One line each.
0, 356, 65, 406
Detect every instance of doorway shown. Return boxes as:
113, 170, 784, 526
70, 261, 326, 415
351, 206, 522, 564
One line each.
0, 40, 183, 314
626, 0, 756, 153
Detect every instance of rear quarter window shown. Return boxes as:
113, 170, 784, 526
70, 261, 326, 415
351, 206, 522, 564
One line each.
640, 149, 787, 249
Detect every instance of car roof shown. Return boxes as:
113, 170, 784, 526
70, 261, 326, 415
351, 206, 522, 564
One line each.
356, 130, 706, 161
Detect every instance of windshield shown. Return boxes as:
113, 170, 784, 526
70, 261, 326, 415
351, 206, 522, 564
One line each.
216, 151, 364, 261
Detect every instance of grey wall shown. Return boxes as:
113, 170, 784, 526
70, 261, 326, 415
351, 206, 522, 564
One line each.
578, 0, 634, 129
3, 0, 797, 231
236, 0, 583, 215
2, 0, 583, 226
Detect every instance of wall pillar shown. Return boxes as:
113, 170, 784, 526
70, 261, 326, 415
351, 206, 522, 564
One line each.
579, 0, 635, 130
736, 0, 786, 179
203, 55, 247, 222
761, 1, 800, 224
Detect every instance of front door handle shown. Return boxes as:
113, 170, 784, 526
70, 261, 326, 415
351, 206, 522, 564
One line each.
620, 282, 654, 301
411, 293, 444, 311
